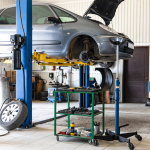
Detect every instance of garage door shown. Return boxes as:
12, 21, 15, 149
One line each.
123, 47, 149, 103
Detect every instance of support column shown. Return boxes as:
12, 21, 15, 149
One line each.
79, 65, 90, 108
16, 0, 32, 128
79, 65, 85, 108
85, 65, 90, 108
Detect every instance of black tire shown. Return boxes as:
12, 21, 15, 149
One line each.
99, 62, 114, 68
127, 143, 134, 150
105, 132, 109, 136
135, 135, 142, 141
56, 136, 59, 141
94, 139, 99, 146
39, 91, 48, 97
0, 101, 28, 131
95, 68, 113, 91
39, 97, 48, 101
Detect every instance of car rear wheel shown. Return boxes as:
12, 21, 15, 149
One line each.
99, 62, 114, 68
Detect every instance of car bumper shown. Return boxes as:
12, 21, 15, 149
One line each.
93, 35, 134, 59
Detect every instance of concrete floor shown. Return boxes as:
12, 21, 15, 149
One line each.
0, 100, 150, 150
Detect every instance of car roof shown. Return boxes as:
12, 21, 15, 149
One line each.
0, 3, 51, 9
0, 2, 80, 18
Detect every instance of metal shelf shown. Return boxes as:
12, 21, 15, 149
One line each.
56, 112, 104, 117
56, 131, 104, 140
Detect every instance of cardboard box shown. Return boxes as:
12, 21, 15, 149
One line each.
5, 71, 16, 83
32, 77, 35, 82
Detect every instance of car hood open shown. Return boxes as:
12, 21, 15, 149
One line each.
83, 0, 124, 26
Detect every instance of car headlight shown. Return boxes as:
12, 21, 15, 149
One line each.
99, 24, 118, 34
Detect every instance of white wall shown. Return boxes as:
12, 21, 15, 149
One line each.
0, 0, 15, 8
32, 62, 57, 91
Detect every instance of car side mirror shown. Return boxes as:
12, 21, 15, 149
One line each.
47, 17, 61, 24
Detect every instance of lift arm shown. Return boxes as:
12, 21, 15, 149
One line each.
32, 51, 93, 66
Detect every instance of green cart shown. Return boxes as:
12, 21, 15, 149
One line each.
54, 90, 105, 146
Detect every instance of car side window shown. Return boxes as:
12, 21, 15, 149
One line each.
51, 6, 76, 23
33, 5, 55, 24
0, 7, 16, 24
0, 9, 4, 14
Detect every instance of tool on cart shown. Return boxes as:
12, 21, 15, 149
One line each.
94, 122, 100, 134
70, 123, 75, 136
58, 106, 100, 115
69, 87, 75, 90
81, 130, 91, 137
77, 127, 85, 135
57, 87, 101, 92
59, 129, 68, 135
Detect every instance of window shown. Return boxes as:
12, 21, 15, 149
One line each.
32, 5, 55, 24
0, 7, 16, 24
51, 6, 76, 23
0, 6, 55, 25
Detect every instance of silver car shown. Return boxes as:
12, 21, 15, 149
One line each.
0, 0, 134, 68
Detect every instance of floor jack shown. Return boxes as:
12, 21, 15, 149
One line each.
95, 38, 142, 150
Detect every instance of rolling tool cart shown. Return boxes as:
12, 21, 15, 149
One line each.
54, 89, 105, 146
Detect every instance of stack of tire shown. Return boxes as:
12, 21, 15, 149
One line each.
39, 91, 48, 101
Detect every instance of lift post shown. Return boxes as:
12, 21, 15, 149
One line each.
16, 0, 32, 128
79, 65, 90, 108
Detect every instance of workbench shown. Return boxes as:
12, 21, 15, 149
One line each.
53, 90, 105, 146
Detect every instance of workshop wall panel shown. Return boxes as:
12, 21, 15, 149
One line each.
0, 0, 15, 8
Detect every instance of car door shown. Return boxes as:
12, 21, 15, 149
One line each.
32, 5, 64, 58
0, 5, 64, 58
50, 6, 78, 57
0, 7, 16, 57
